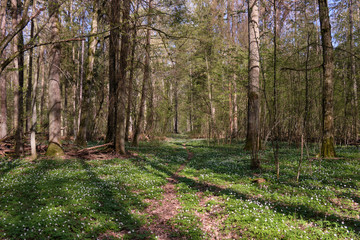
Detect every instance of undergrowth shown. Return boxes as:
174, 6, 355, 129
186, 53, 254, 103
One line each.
0, 138, 359, 239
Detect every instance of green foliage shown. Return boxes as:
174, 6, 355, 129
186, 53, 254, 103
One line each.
0, 138, 359, 239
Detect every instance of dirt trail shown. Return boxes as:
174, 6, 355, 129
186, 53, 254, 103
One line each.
141, 143, 194, 239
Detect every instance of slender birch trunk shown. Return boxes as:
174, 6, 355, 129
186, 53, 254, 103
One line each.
246, 0, 261, 169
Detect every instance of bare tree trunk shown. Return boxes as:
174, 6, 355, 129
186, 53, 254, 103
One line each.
273, 0, 279, 179
11, 0, 24, 157
39, 45, 46, 129
106, 0, 120, 143
133, 0, 152, 147
348, 0, 358, 142
75, 2, 98, 146
46, 0, 64, 157
30, 0, 38, 159
76, 39, 84, 140
205, 55, 216, 139
174, 76, 179, 134
318, 0, 336, 157
0, 0, 7, 139
125, 13, 139, 141
245, 0, 261, 169
25, 19, 35, 132
115, 0, 131, 154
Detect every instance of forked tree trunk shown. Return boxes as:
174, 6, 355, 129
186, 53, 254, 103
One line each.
318, 0, 336, 157
46, 0, 64, 157
245, 0, 261, 169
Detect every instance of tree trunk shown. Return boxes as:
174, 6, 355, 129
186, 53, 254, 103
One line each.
11, 0, 24, 157
174, 76, 179, 134
205, 55, 216, 139
39, 45, 46, 130
273, 0, 279, 178
75, 2, 98, 147
133, 0, 152, 147
348, 0, 358, 142
25, 20, 34, 132
46, 0, 64, 157
76, 39, 84, 140
106, 0, 120, 143
125, 16, 138, 142
0, 0, 7, 139
318, 0, 336, 157
30, 0, 38, 159
115, 0, 131, 154
245, 0, 261, 169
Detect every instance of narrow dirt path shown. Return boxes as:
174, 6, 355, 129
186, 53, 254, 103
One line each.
140, 143, 194, 239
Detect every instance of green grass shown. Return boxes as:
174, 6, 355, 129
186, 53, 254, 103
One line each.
0, 139, 359, 239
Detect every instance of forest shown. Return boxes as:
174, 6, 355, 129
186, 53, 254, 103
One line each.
0, 0, 359, 239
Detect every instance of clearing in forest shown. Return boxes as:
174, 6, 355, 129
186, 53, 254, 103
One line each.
0, 138, 359, 239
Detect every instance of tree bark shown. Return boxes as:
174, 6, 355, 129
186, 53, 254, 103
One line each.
115, 0, 131, 154
125, 22, 138, 141
26, 20, 34, 132
75, 2, 98, 147
318, 0, 336, 157
348, 0, 358, 142
0, 0, 7, 139
106, 0, 120, 143
245, 0, 261, 169
133, 0, 152, 147
30, 0, 38, 159
12, 0, 24, 157
46, 0, 64, 157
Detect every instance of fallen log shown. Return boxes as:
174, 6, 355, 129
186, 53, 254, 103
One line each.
77, 142, 113, 153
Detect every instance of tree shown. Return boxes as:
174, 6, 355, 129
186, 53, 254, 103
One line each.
318, 0, 336, 157
46, 0, 64, 157
0, 0, 7, 139
114, 0, 131, 154
133, 0, 152, 147
106, 0, 120, 144
245, 0, 261, 169
12, 0, 24, 157
75, 1, 99, 147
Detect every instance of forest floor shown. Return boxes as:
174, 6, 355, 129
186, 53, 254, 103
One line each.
0, 136, 360, 239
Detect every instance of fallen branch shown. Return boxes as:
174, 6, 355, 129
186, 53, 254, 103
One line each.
77, 142, 113, 153
0, 130, 15, 143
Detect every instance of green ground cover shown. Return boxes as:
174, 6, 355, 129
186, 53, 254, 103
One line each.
0, 138, 359, 239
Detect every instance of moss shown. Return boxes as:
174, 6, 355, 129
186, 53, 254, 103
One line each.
46, 142, 64, 158
321, 137, 336, 158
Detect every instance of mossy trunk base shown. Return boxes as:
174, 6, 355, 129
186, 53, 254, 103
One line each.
321, 137, 336, 158
244, 138, 262, 151
46, 142, 64, 158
